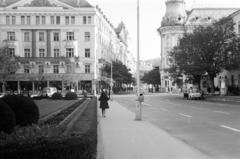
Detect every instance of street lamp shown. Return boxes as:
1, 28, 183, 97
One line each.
110, 60, 113, 100
135, 0, 143, 120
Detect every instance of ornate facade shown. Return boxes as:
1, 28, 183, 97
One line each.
0, 0, 132, 94
158, 0, 240, 94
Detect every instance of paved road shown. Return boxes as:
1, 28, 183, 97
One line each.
113, 94, 240, 159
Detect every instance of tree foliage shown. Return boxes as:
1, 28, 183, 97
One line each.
168, 17, 240, 89
102, 60, 134, 84
141, 67, 160, 86
0, 46, 19, 81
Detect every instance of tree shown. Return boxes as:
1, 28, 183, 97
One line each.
141, 67, 160, 86
0, 45, 19, 92
102, 60, 135, 92
168, 17, 240, 91
141, 67, 161, 92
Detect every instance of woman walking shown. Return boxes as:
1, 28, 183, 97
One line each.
99, 90, 109, 117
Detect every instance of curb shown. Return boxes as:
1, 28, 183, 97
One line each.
59, 99, 90, 135
97, 101, 104, 159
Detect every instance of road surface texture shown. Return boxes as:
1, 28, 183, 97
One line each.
114, 94, 240, 159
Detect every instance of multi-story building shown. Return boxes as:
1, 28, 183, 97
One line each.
0, 0, 133, 94
158, 0, 240, 94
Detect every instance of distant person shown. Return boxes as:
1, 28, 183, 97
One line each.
99, 90, 109, 118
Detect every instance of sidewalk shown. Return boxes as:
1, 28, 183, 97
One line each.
97, 100, 210, 159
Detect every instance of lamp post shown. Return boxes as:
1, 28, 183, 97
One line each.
110, 60, 113, 100
135, 0, 143, 120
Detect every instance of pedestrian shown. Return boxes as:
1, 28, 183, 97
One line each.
99, 90, 110, 118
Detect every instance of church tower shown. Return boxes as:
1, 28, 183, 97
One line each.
162, 0, 187, 26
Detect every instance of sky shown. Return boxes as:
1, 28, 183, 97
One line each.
87, 0, 240, 60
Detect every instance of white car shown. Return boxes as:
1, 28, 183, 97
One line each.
42, 87, 57, 97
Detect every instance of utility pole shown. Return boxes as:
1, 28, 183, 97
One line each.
135, 0, 143, 120
110, 60, 113, 100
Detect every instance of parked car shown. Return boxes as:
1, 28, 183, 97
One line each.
0, 92, 5, 98
42, 87, 57, 97
183, 85, 204, 100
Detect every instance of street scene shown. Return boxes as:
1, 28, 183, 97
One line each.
113, 94, 240, 159
0, 0, 240, 159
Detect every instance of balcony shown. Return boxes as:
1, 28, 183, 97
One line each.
62, 40, 78, 47
3, 40, 19, 47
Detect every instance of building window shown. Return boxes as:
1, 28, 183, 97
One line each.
12, 16, 16, 25
50, 16, 55, 24
6, 16, 10, 24
36, 16, 40, 24
53, 65, 59, 74
66, 48, 74, 58
8, 48, 15, 57
39, 49, 45, 57
24, 49, 31, 58
85, 48, 90, 58
85, 64, 90, 73
21, 16, 25, 24
67, 65, 72, 73
84, 32, 90, 41
24, 65, 30, 74
53, 32, 59, 41
88, 16, 91, 24
65, 16, 69, 24
42, 16, 45, 24
39, 32, 45, 41
7, 32, 15, 41
66, 32, 74, 41
39, 65, 44, 74
27, 16, 31, 24
83, 16, 87, 24
71, 16, 75, 24
24, 32, 30, 42
54, 48, 60, 57
56, 16, 60, 24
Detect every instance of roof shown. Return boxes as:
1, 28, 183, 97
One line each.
185, 8, 239, 25
0, 0, 19, 7
0, 0, 93, 8
115, 22, 125, 34
59, 0, 93, 8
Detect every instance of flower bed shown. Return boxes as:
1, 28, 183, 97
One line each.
0, 97, 97, 159
40, 99, 86, 126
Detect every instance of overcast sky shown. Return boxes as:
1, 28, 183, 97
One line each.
87, 0, 240, 60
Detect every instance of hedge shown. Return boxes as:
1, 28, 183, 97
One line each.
0, 99, 16, 134
0, 97, 97, 159
2, 95, 39, 126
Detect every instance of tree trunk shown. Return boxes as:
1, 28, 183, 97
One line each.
209, 75, 215, 93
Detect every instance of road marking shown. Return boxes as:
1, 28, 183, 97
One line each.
160, 108, 169, 112
178, 113, 192, 118
213, 111, 230, 115
221, 125, 240, 133
142, 102, 152, 107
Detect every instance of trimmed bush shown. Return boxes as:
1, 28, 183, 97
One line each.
2, 95, 39, 127
65, 92, 77, 100
51, 92, 63, 100
0, 97, 98, 159
0, 99, 16, 134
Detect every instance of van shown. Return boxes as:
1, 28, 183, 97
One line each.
42, 87, 57, 97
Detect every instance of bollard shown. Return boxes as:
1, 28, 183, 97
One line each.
135, 93, 144, 120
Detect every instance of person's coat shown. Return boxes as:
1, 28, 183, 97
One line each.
99, 92, 109, 109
